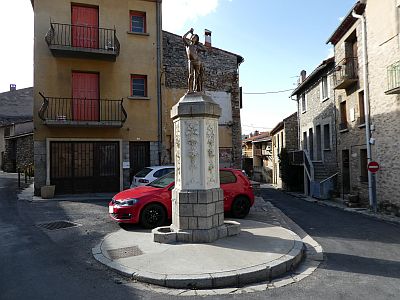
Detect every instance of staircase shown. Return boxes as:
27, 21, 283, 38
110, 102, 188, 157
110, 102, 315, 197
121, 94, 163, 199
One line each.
313, 162, 331, 181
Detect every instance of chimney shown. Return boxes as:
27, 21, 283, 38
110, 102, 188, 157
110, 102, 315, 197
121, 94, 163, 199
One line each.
204, 29, 212, 47
300, 70, 307, 83
254, 130, 259, 136
10, 84, 16, 91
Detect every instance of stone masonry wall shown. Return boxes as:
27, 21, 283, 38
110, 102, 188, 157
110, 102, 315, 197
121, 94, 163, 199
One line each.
163, 31, 242, 169
3, 135, 33, 173
366, 0, 400, 210
334, 20, 369, 204
297, 66, 338, 175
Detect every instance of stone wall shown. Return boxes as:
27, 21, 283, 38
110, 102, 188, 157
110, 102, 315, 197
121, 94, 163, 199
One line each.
3, 134, 33, 173
333, 20, 369, 204
284, 113, 298, 151
366, 0, 400, 210
162, 31, 242, 169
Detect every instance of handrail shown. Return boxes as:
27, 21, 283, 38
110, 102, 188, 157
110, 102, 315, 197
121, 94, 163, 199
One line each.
320, 172, 338, 184
303, 150, 314, 180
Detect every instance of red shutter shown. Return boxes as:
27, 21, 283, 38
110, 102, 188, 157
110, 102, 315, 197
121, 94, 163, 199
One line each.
72, 5, 99, 48
72, 72, 99, 121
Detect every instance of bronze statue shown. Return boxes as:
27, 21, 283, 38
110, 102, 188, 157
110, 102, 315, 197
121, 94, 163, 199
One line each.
183, 28, 206, 93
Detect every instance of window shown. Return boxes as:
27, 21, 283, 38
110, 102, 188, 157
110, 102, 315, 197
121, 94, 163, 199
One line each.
320, 76, 330, 100
360, 149, 368, 182
358, 91, 365, 125
220, 170, 237, 184
131, 75, 147, 97
340, 101, 347, 130
130, 11, 146, 33
301, 93, 307, 113
323, 124, 330, 150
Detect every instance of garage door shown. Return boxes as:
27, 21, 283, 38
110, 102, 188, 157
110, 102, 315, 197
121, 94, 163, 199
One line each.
50, 141, 120, 194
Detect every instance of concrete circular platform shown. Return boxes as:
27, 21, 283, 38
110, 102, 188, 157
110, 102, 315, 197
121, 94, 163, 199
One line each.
92, 219, 304, 289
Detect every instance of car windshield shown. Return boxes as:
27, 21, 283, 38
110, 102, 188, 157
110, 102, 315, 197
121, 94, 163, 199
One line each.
134, 167, 153, 178
148, 171, 175, 188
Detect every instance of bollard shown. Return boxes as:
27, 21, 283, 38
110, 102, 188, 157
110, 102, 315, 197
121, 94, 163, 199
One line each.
18, 168, 21, 188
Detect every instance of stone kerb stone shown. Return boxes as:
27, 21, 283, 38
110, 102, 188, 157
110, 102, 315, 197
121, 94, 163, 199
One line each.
153, 92, 240, 243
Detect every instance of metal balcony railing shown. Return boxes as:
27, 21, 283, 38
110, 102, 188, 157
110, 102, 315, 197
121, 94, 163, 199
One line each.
38, 93, 127, 128
45, 22, 120, 61
334, 57, 358, 89
386, 61, 400, 94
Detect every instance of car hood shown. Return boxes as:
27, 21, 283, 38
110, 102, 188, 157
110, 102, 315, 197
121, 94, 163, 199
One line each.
113, 185, 162, 201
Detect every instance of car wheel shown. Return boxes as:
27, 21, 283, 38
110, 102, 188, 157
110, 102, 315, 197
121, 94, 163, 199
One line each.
231, 196, 250, 219
140, 203, 167, 229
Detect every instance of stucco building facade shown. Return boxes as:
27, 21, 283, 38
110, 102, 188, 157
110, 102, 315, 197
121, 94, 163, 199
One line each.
32, 0, 243, 196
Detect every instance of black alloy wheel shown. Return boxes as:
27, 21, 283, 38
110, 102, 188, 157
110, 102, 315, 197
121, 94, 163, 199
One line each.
231, 196, 250, 218
140, 203, 167, 229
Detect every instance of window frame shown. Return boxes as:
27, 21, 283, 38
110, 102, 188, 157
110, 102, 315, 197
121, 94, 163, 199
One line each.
301, 93, 307, 113
320, 75, 330, 101
129, 10, 146, 33
130, 74, 147, 98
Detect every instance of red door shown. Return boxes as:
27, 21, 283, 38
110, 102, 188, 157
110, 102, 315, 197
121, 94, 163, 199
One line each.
72, 72, 99, 121
71, 5, 99, 48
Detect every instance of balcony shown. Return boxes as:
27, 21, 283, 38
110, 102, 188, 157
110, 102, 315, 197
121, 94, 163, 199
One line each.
254, 149, 262, 156
385, 61, 400, 94
38, 93, 127, 128
262, 149, 272, 156
334, 57, 358, 89
45, 22, 120, 61
242, 149, 253, 158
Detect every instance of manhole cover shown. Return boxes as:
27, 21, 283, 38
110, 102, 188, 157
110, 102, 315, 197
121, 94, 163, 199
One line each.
36, 220, 80, 231
107, 246, 143, 260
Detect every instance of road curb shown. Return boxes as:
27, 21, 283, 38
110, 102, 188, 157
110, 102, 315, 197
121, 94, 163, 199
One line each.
92, 225, 305, 290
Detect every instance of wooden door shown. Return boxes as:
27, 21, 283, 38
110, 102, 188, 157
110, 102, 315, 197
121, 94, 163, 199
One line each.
71, 5, 99, 48
72, 72, 99, 121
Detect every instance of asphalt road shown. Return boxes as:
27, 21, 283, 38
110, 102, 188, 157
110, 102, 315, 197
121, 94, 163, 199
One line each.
1, 174, 400, 299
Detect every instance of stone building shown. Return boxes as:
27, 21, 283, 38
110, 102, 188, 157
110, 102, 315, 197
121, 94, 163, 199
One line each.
162, 31, 243, 169
0, 86, 33, 172
327, 1, 369, 204
270, 112, 299, 189
241, 132, 272, 182
290, 58, 338, 197
365, 0, 400, 211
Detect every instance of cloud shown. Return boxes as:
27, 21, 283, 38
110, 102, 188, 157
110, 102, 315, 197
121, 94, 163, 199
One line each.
162, 0, 219, 32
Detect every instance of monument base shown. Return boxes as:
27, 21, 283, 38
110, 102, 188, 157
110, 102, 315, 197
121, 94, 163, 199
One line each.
152, 220, 241, 244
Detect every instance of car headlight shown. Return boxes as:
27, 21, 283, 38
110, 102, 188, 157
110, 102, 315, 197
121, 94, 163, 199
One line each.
118, 198, 139, 207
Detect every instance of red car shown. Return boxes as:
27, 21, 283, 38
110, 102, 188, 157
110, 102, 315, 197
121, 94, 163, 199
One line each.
109, 168, 255, 228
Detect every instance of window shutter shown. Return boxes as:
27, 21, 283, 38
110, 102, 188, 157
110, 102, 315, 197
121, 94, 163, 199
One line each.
327, 75, 331, 99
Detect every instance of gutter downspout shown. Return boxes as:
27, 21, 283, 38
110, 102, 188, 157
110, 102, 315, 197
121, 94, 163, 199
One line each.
352, 8, 377, 212
156, 0, 162, 165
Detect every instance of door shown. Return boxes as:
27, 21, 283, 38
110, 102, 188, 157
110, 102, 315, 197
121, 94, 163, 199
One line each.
342, 150, 350, 194
129, 142, 151, 184
50, 141, 120, 194
71, 5, 99, 48
72, 72, 99, 121
308, 128, 314, 160
316, 125, 322, 161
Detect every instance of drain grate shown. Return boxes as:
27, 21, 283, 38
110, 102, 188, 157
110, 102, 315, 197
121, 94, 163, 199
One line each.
107, 246, 143, 260
36, 220, 80, 231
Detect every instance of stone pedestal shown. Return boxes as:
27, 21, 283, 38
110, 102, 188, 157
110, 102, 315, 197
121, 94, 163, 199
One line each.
153, 92, 240, 243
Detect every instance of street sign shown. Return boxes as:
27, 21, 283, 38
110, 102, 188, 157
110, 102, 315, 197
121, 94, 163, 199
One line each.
368, 161, 380, 173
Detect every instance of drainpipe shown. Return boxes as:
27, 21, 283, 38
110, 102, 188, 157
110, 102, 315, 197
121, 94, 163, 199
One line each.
352, 6, 377, 212
156, 0, 162, 165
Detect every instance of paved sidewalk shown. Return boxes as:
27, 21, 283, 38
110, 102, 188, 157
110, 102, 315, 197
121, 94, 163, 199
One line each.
92, 217, 304, 289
